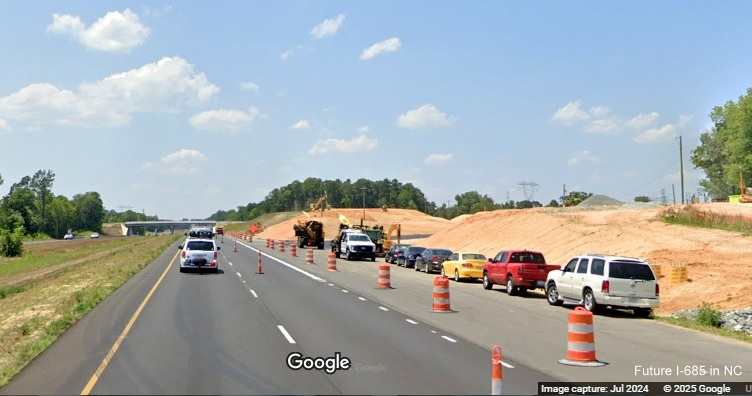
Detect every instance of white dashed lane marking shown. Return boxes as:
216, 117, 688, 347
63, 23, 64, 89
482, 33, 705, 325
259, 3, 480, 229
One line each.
236, 272, 242, 277
379, 307, 389, 312
441, 336, 457, 343
250, 290, 258, 298
342, 289, 349, 293
406, 319, 418, 325
358, 297, 366, 301
277, 325, 296, 344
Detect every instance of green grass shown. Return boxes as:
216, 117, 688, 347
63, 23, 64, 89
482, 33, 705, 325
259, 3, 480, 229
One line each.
656, 316, 752, 343
663, 205, 752, 234
0, 234, 181, 386
0, 238, 138, 278
0, 285, 29, 299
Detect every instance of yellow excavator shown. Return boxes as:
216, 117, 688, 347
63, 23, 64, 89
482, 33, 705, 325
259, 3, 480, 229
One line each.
740, 170, 752, 203
309, 193, 332, 216
382, 224, 401, 251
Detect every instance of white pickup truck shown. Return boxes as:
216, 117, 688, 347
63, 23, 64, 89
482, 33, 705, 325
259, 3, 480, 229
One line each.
332, 229, 376, 261
179, 238, 220, 273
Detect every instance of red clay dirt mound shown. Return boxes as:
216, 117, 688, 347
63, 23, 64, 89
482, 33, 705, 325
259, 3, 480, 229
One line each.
255, 203, 752, 314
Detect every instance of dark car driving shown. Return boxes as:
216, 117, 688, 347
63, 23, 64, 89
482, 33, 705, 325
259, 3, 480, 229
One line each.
397, 246, 426, 268
414, 248, 453, 274
386, 243, 411, 264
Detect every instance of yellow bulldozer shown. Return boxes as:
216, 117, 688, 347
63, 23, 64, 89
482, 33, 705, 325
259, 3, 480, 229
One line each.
381, 224, 401, 251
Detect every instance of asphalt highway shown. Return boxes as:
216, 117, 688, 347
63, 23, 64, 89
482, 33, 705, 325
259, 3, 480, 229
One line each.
1, 238, 558, 395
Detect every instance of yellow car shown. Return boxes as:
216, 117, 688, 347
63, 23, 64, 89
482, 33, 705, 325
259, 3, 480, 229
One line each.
441, 252, 487, 282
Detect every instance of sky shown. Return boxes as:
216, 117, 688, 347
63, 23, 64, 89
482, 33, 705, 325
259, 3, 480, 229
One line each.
2, 1, 752, 220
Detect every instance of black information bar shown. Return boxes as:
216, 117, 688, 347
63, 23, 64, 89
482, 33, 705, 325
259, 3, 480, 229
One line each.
538, 382, 752, 395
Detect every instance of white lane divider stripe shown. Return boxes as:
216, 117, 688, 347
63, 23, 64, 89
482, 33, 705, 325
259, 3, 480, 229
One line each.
250, 290, 258, 298
358, 297, 366, 301
277, 325, 296, 344
342, 289, 349, 293
406, 319, 418, 325
240, 243, 326, 283
502, 361, 515, 368
431, 330, 437, 334
379, 307, 389, 312
329, 283, 335, 286
236, 272, 242, 277
441, 336, 457, 343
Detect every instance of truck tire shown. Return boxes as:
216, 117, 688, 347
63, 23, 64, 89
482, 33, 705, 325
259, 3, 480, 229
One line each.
371, 255, 376, 262
583, 289, 598, 312
482, 272, 493, 290
345, 249, 351, 261
506, 276, 518, 296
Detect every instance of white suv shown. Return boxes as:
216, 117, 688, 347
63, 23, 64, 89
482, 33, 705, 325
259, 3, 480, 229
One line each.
545, 254, 659, 317
179, 238, 220, 273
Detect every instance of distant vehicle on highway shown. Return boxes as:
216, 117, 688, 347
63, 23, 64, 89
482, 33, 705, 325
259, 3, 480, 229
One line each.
64, 233, 73, 240
91, 232, 99, 239
385, 243, 410, 264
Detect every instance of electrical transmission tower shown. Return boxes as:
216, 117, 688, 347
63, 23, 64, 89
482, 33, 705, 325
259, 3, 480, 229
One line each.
518, 181, 539, 201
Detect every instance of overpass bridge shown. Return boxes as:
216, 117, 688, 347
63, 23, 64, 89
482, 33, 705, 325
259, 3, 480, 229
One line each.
120, 220, 217, 236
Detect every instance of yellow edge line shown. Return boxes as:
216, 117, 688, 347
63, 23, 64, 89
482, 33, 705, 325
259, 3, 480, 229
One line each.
80, 250, 179, 395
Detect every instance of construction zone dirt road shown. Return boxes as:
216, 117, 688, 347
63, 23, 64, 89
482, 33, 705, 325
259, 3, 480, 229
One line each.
254, 202, 752, 315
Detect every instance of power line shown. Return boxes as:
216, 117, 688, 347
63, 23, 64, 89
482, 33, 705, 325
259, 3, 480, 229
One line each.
517, 181, 539, 201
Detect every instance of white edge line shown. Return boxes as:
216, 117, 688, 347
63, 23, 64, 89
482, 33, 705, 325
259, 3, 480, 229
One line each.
358, 297, 366, 301
241, 244, 326, 282
250, 290, 258, 298
406, 319, 418, 324
277, 325, 296, 344
441, 335, 457, 343
379, 306, 389, 311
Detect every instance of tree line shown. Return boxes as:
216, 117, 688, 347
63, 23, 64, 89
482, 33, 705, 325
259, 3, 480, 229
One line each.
691, 87, 752, 199
208, 177, 596, 222
0, 170, 107, 256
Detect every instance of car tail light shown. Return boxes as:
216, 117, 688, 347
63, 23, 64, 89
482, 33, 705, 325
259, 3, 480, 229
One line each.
432, 256, 438, 263
656, 283, 660, 296
214, 251, 218, 259
182, 251, 186, 258
462, 262, 473, 268
601, 280, 610, 293
210, 261, 216, 266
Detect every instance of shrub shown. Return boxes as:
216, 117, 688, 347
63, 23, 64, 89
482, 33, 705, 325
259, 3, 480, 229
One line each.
696, 303, 722, 328
0, 226, 25, 257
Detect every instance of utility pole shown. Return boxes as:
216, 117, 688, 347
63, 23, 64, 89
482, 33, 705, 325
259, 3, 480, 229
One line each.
360, 187, 366, 223
679, 135, 685, 204
562, 184, 567, 206
672, 184, 676, 204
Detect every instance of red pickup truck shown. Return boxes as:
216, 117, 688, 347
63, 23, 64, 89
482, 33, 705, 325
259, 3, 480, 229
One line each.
482, 250, 560, 296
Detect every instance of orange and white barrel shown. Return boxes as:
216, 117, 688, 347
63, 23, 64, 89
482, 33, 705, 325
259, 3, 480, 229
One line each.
432, 276, 450, 312
377, 264, 391, 289
327, 252, 337, 271
306, 248, 314, 264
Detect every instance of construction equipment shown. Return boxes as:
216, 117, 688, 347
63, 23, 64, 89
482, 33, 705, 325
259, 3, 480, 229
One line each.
381, 224, 401, 252
293, 220, 326, 249
740, 170, 752, 203
334, 214, 387, 257
310, 193, 332, 216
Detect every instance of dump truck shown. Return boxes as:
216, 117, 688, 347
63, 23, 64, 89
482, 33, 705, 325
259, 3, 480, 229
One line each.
293, 220, 326, 249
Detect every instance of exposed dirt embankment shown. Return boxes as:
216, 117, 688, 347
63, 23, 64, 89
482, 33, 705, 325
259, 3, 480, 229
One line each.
254, 203, 752, 314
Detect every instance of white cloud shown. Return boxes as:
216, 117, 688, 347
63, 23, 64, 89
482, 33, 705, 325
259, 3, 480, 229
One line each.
280, 49, 295, 60
588, 106, 610, 118
0, 57, 217, 128
310, 14, 345, 39
290, 119, 311, 129
189, 108, 262, 131
397, 104, 454, 129
551, 101, 591, 125
142, 5, 172, 18
309, 135, 378, 154
360, 37, 401, 60
424, 154, 453, 166
357, 126, 369, 133
634, 124, 677, 143
240, 82, 259, 92
627, 112, 660, 129
568, 150, 600, 165
47, 9, 150, 53
141, 148, 208, 175
0, 118, 9, 132
584, 119, 619, 134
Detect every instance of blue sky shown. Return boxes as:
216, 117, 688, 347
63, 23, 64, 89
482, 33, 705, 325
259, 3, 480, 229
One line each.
2, 1, 751, 220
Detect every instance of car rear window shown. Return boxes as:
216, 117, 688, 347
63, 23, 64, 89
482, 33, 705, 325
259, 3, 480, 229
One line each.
608, 261, 655, 280
464, 253, 486, 260
186, 241, 215, 251
510, 252, 545, 263
408, 247, 426, 253
433, 249, 452, 256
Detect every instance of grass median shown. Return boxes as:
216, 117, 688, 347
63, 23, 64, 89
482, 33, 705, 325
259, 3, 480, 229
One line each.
0, 235, 181, 386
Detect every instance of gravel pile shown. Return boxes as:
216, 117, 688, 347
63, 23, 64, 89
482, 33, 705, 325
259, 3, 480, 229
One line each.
619, 201, 667, 210
669, 307, 752, 336
578, 194, 622, 207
